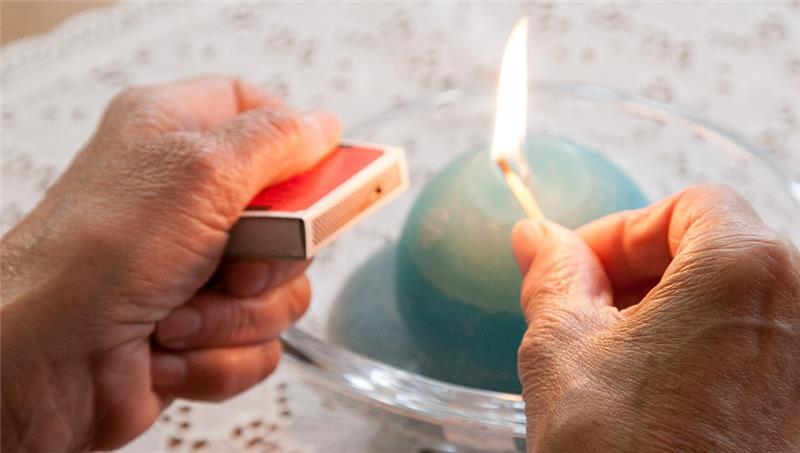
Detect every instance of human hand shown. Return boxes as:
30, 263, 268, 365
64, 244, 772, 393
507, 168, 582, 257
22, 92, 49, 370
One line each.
511, 186, 800, 452
1, 77, 340, 451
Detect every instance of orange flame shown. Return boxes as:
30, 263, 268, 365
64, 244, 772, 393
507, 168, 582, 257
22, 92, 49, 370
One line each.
491, 18, 544, 219
490, 17, 529, 179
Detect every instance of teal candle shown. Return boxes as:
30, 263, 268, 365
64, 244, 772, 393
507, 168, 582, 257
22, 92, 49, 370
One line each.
329, 244, 519, 388
394, 136, 647, 393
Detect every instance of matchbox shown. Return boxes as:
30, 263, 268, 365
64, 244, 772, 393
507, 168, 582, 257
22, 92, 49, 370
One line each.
225, 142, 409, 259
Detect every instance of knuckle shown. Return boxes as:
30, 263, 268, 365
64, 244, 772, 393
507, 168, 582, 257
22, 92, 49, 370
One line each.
521, 260, 570, 303
158, 129, 203, 150
112, 131, 204, 184
518, 329, 548, 363
265, 110, 304, 141
745, 233, 800, 292
109, 87, 172, 126
188, 146, 224, 183
102, 86, 160, 130
682, 184, 744, 206
518, 294, 575, 356
720, 232, 794, 275
521, 279, 561, 314
748, 233, 796, 263
158, 132, 241, 221
517, 327, 561, 385
529, 305, 587, 341
108, 86, 197, 136
110, 86, 153, 109
248, 109, 304, 148
690, 230, 800, 312
158, 133, 222, 185
165, 132, 218, 173
678, 184, 756, 224
520, 273, 587, 329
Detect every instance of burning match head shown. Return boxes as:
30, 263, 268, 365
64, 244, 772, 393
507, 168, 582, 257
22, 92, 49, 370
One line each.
496, 156, 545, 220
490, 17, 542, 219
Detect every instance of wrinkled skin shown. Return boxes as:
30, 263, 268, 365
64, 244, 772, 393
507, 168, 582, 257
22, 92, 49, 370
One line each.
512, 186, 800, 452
1, 77, 340, 451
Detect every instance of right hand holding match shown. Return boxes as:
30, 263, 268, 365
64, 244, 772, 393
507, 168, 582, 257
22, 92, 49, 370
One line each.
511, 185, 800, 452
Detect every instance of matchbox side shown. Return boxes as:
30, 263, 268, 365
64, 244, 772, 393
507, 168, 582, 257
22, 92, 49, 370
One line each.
225, 142, 408, 260
304, 144, 408, 256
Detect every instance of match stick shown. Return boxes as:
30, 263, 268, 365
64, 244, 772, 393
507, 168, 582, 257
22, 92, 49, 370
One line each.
497, 158, 545, 220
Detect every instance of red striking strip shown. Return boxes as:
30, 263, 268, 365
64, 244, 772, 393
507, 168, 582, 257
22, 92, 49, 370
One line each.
247, 145, 384, 212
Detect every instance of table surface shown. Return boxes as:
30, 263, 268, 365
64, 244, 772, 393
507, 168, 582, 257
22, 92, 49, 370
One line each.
2, 3, 799, 452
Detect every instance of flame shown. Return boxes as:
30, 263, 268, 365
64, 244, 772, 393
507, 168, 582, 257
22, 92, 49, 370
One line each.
490, 17, 529, 175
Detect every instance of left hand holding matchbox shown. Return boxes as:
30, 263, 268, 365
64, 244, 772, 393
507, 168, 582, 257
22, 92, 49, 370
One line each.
225, 142, 409, 259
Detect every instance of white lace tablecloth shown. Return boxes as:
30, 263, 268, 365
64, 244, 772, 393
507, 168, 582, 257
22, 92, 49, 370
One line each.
2, 3, 799, 452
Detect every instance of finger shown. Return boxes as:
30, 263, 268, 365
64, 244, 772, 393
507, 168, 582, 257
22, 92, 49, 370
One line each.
108, 76, 285, 133
155, 275, 310, 349
152, 340, 281, 401
576, 185, 766, 290
512, 218, 614, 325
208, 107, 341, 194
221, 258, 311, 298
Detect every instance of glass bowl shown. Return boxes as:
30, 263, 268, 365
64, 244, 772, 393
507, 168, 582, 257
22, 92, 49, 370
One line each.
282, 82, 800, 451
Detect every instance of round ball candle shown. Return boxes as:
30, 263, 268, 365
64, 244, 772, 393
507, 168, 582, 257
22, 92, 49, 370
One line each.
395, 135, 647, 393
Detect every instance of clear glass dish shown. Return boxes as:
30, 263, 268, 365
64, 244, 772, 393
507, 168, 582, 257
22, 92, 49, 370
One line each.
282, 82, 800, 452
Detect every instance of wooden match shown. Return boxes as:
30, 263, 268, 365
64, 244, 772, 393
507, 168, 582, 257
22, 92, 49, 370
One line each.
496, 158, 545, 220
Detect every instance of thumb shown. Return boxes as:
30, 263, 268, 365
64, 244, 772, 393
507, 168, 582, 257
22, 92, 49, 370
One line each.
207, 107, 341, 198
511, 219, 614, 323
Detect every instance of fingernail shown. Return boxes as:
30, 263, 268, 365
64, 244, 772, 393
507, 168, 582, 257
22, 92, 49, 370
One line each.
157, 307, 202, 345
512, 219, 549, 275
152, 354, 186, 387
302, 110, 341, 150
